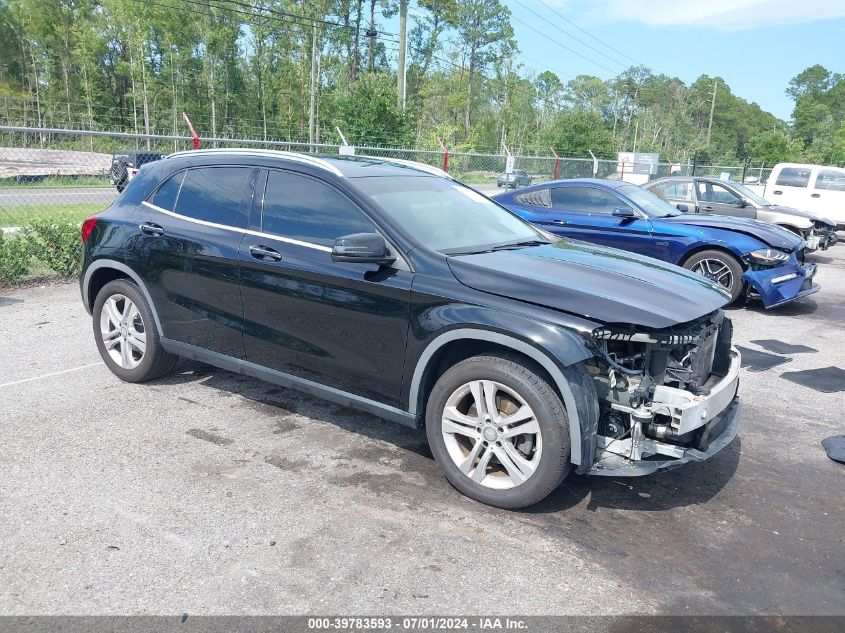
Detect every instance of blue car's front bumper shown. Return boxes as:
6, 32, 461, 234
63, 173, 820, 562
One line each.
743, 260, 820, 308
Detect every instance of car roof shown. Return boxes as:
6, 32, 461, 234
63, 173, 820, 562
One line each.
164, 148, 449, 179
548, 178, 629, 189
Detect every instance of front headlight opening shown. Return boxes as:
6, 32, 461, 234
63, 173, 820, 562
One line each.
747, 248, 790, 267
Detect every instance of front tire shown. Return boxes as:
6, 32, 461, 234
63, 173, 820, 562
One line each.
425, 354, 572, 509
683, 249, 745, 303
92, 279, 178, 382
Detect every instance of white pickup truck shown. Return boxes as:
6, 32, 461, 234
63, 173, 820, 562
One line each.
764, 163, 845, 229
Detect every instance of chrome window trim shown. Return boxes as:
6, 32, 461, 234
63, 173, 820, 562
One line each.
141, 200, 333, 252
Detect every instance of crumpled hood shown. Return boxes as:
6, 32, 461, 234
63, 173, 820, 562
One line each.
765, 204, 836, 228
667, 214, 803, 250
448, 240, 730, 329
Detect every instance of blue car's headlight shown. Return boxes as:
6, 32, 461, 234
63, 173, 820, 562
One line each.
746, 248, 790, 267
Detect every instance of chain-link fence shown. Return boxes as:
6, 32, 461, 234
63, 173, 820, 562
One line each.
0, 125, 774, 230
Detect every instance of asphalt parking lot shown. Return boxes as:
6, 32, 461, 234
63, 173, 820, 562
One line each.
1, 247, 844, 616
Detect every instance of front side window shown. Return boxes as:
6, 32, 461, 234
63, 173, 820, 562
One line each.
262, 171, 376, 247
698, 181, 741, 205
551, 186, 628, 214
815, 169, 845, 191
174, 167, 252, 226
353, 175, 541, 254
775, 167, 811, 188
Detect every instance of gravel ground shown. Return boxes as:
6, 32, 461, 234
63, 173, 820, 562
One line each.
0, 247, 843, 616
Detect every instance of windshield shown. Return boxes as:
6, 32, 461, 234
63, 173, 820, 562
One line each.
728, 181, 771, 206
353, 175, 544, 253
617, 184, 680, 217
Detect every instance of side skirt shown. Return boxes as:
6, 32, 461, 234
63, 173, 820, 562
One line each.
161, 338, 420, 429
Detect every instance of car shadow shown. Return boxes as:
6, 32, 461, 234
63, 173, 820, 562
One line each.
525, 435, 741, 514
150, 362, 741, 514
152, 361, 433, 459
743, 298, 821, 316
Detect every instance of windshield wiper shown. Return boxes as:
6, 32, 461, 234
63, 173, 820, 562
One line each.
489, 239, 548, 251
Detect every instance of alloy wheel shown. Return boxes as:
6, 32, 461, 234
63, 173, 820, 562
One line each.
441, 380, 542, 489
691, 258, 734, 290
99, 294, 146, 369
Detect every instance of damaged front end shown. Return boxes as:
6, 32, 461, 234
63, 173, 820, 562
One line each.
582, 311, 741, 476
742, 245, 820, 309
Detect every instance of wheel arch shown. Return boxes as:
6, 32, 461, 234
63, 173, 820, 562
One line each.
82, 260, 163, 335
407, 328, 596, 468
679, 243, 746, 269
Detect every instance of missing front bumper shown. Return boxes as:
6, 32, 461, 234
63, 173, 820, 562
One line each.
588, 398, 742, 476
588, 348, 742, 477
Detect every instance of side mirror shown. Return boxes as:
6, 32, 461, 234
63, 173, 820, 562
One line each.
612, 207, 635, 218
676, 203, 689, 212
331, 232, 396, 265
739, 198, 750, 208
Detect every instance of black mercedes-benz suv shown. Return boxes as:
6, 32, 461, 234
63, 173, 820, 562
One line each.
80, 149, 742, 509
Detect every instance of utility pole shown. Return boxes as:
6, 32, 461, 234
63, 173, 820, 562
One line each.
707, 78, 718, 146
309, 25, 318, 148
397, 0, 408, 109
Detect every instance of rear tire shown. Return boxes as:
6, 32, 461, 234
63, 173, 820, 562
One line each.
92, 279, 178, 382
683, 249, 745, 303
425, 354, 573, 509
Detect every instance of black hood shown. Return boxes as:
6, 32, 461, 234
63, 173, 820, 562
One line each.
668, 214, 803, 250
448, 240, 730, 329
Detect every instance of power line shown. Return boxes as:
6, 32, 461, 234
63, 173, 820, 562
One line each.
509, 0, 628, 69
533, 0, 646, 67
508, 11, 617, 76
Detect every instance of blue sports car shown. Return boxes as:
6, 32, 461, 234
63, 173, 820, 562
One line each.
493, 178, 820, 308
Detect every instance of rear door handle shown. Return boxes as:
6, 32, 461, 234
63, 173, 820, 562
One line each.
139, 222, 164, 236
773, 190, 782, 195
811, 193, 820, 198
249, 244, 282, 262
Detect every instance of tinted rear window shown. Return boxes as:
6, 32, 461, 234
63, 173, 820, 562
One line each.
174, 167, 252, 227
815, 169, 845, 191
150, 172, 184, 210
775, 167, 811, 188
514, 189, 551, 208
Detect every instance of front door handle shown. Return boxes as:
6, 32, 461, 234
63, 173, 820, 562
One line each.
139, 222, 164, 236
773, 190, 782, 195
249, 244, 282, 262
811, 193, 820, 198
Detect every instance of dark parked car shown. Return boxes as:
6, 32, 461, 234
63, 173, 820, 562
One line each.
497, 169, 532, 189
110, 151, 164, 192
643, 176, 837, 251
495, 179, 819, 309
80, 150, 741, 509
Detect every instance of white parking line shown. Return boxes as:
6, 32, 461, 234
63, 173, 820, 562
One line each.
0, 361, 103, 389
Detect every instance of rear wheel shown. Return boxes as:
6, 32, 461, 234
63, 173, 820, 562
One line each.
92, 279, 178, 382
683, 249, 745, 303
425, 354, 573, 509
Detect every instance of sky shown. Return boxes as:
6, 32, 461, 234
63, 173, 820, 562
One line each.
407, 0, 845, 121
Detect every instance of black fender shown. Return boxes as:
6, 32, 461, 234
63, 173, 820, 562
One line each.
403, 303, 598, 468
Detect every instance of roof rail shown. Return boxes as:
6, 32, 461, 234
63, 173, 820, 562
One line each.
359, 155, 451, 179
165, 147, 344, 177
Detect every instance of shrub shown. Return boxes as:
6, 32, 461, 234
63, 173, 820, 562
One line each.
0, 230, 32, 285
23, 220, 82, 278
